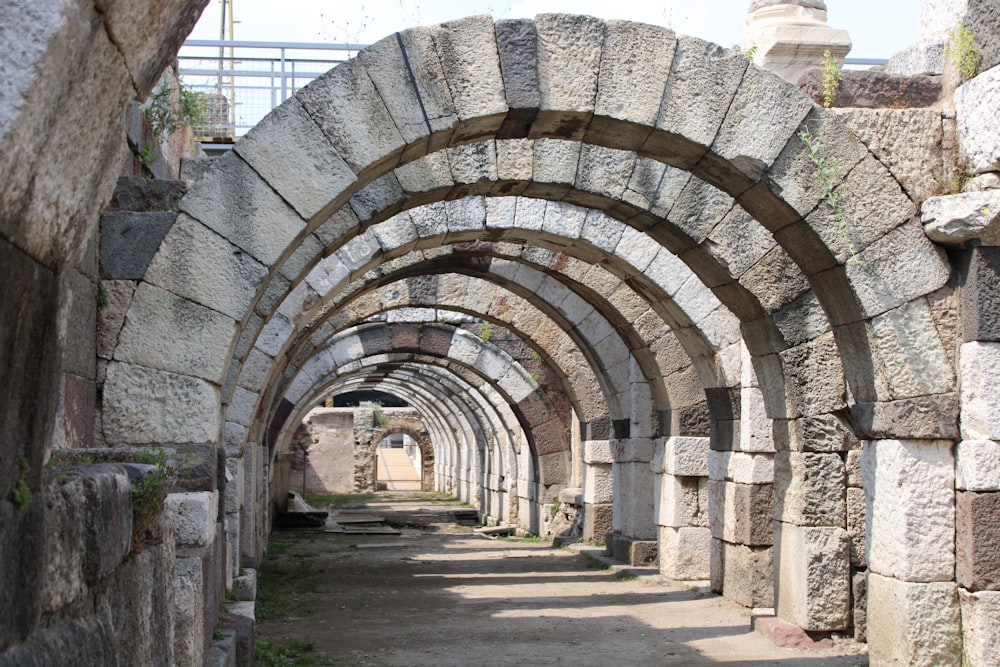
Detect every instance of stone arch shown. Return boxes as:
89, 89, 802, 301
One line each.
99, 14, 956, 640
369, 416, 435, 492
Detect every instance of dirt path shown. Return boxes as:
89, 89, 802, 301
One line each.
256, 495, 868, 666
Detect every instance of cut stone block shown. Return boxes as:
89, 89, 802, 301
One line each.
867, 573, 961, 667
656, 473, 700, 528
166, 491, 219, 549
961, 342, 1000, 440
723, 541, 773, 608
583, 463, 613, 504
956, 64, 1000, 174
846, 487, 867, 568
956, 440, 1000, 491
960, 588, 1000, 667
662, 436, 709, 476
708, 450, 774, 484
707, 480, 774, 546
659, 526, 711, 580
862, 439, 955, 582
773, 451, 845, 527
774, 523, 851, 632
956, 490, 1000, 591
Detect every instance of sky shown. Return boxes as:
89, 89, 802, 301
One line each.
187, 0, 921, 60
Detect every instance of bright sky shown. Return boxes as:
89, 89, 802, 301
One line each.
187, 0, 920, 60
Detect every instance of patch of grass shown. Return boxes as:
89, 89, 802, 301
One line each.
945, 20, 981, 81
821, 49, 842, 108
254, 638, 338, 666
615, 570, 638, 582
581, 552, 611, 570
499, 534, 547, 543
305, 492, 376, 508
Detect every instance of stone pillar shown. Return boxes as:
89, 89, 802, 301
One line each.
862, 439, 960, 665
581, 439, 614, 541
742, 0, 851, 84
654, 436, 711, 580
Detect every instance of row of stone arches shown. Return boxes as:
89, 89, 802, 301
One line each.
2, 6, 986, 665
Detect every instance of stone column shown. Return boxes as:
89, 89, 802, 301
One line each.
742, 0, 851, 84
654, 436, 711, 580
581, 437, 614, 541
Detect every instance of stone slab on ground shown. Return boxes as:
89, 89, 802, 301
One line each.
751, 612, 834, 650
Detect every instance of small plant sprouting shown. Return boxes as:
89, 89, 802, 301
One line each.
144, 80, 209, 143
11, 456, 32, 509
799, 127, 844, 224
733, 43, 757, 60
97, 285, 110, 310
821, 49, 842, 108
360, 400, 387, 426
934, 165, 970, 195
131, 447, 172, 552
530, 348, 543, 364
478, 321, 492, 343
945, 20, 982, 81
138, 144, 155, 169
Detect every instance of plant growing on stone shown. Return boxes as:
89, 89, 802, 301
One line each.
733, 43, 757, 60
821, 49, 842, 108
96, 285, 110, 309
360, 400, 387, 426
144, 80, 209, 143
944, 20, 982, 80
478, 321, 492, 343
11, 456, 32, 509
131, 447, 172, 552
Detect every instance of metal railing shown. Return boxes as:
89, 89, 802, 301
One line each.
178, 39, 366, 139
179, 39, 889, 141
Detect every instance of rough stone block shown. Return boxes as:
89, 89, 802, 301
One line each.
612, 461, 656, 539
102, 362, 220, 445
845, 449, 862, 488
957, 440, 1000, 491
656, 473, 700, 528
166, 491, 219, 549
583, 463, 613, 504
707, 480, 774, 546
773, 451, 845, 527
583, 502, 613, 541
956, 64, 1000, 174
100, 211, 175, 280
962, 247, 1000, 343
849, 394, 960, 440
799, 68, 942, 109
922, 190, 1000, 246
862, 439, 955, 582
532, 14, 604, 139
582, 439, 613, 464
774, 523, 851, 632
960, 588, 1000, 667
956, 490, 1000, 591
659, 526, 711, 580
867, 573, 961, 667
114, 281, 236, 383
662, 436, 709, 476
846, 488, 866, 568
961, 342, 1000, 440
722, 541, 774, 608
778, 333, 846, 420
738, 386, 776, 453
708, 450, 774, 484
174, 556, 206, 667
853, 570, 867, 642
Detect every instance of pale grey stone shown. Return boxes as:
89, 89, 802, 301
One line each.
144, 214, 268, 322
297, 57, 405, 174
576, 144, 634, 202
773, 451, 846, 527
722, 541, 774, 608
956, 440, 1000, 491
657, 473, 701, 528
956, 65, 1000, 174
867, 573, 961, 667
870, 298, 956, 399
834, 108, 943, 203
115, 282, 236, 383
178, 152, 306, 266
165, 491, 218, 548
960, 342, 1000, 441
774, 523, 851, 631
846, 487, 867, 568
448, 142, 498, 185
496, 138, 534, 182
960, 589, 1000, 667
583, 440, 613, 464
173, 556, 205, 667
103, 362, 220, 445
234, 98, 356, 220
534, 14, 604, 118
659, 526, 711, 580
922, 190, 1000, 246
862, 439, 956, 582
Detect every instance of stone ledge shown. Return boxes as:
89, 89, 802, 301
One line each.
751, 611, 835, 650
798, 68, 942, 108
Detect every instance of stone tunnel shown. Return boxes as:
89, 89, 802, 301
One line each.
2, 0, 1000, 664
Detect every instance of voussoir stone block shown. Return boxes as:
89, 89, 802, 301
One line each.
960, 589, 1000, 667
533, 14, 604, 139
862, 439, 955, 582
103, 362, 220, 445
867, 573, 961, 667
234, 97, 356, 220
774, 523, 851, 631
100, 211, 176, 280
114, 282, 235, 383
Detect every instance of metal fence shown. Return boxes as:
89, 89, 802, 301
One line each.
178, 40, 365, 139
178, 39, 888, 141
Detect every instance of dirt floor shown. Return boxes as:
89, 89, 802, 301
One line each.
255, 494, 868, 666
